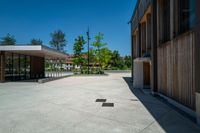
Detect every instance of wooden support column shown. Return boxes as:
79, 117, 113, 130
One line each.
195, 0, 200, 125
133, 34, 137, 58
138, 24, 142, 57
141, 22, 147, 56
146, 14, 151, 53
30, 56, 45, 79
131, 23, 134, 81
151, 0, 158, 94
136, 31, 139, 57
0, 52, 5, 83
157, 0, 161, 45
170, 0, 174, 39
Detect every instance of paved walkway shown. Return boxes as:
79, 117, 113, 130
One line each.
0, 73, 200, 133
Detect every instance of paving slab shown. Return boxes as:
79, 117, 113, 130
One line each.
0, 73, 200, 133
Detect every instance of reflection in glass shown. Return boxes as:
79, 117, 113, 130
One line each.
179, 0, 195, 33
189, 0, 195, 28
26, 56, 30, 79
5, 52, 31, 81
13, 54, 19, 80
5, 52, 12, 81
20, 55, 25, 80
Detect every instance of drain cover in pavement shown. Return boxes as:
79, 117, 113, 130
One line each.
130, 99, 139, 101
102, 103, 114, 107
96, 99, 107, 102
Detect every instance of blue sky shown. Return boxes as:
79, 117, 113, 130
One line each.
0, 0, 136, 56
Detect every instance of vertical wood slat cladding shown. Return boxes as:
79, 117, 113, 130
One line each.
157, 32, 195, 110
133, 35, 137, 58
141, 22, 147, 55
30, 56, 45, 79
143, 62, 150, 86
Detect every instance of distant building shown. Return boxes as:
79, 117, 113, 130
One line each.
130, 0, 200, 125
64, 54, 99, 71
64, 54, 80, 71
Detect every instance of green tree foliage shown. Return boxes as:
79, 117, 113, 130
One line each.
99, 47, 112, 69
92, 32, 107, 50
30, 38, 43, 45
90, 33, 131, 71
71, 32, 131, 74
89, 48, 95, 64
73, 36, 86, 70
0, 34, 16, 45
50, 30, 67, 52
110, 51, 131, 70
124, 55, 131, 68
111, 50, 122, 68
92, 32, 107, 71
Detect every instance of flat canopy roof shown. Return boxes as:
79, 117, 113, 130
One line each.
0, 45, 67, 59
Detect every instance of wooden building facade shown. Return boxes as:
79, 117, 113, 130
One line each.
130, 0, 200, 124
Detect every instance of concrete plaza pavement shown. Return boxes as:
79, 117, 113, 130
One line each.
0, 73, 200, 133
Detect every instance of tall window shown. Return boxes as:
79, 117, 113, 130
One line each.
20, 55, 25, 80
13, 54, 20, 80
5, 52, 13, 81
162, 0, 170, 42
179, 0, 195, 34
4, 52, 31, 81
26, 56, 31, 79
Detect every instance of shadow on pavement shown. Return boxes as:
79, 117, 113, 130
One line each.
123, 77, 200, 133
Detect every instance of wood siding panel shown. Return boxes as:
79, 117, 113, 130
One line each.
157, 32, 195, 110
30, 56, 45, 79
143, 62, 150, 86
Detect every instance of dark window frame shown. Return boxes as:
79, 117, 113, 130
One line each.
178, 0, 196, 35
4, 52, 31, 81
162, 0, 171, 43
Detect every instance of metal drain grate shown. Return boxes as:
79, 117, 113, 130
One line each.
96, 99, 107, 102
130, 99, 139, 101
102, 103, 114, 107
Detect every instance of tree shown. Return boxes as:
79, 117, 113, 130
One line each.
89, 48, 95, 64
73, 36, 86, 71
0, 34, 16, 45
50, 30, 67, 52
99, 47, 112, 69
124, 55, 131, 69
111, 50, 125, 70
92, 32, 107, 71
92, 32, 107, 50
30, 38, 43, 45
111, 50, 120, 67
